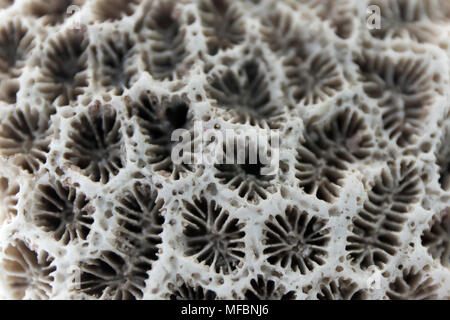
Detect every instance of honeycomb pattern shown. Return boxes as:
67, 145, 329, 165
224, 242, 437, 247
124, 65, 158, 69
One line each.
0, 0, 449, 300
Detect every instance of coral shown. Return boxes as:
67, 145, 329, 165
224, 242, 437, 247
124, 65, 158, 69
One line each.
93, 0, 140, 22
295, 108, 373, 203
387, 267, 441, 300
346, 160, 421, 269
244, 275, 296, 300
356, 50, 438, 147
0, 105, 52, 173
182, 197, 245, 274
113, 181, 164, 265
31, 178, 94, 244
26, 0, 85, 25
297, 0, 356, 39
168, 279, 217, 300
421, 208, 450, 267
367, 0, 441, 43
127, 93, 193, 179
199, 0, 245, 55
139, 1, 188, 81
64, 103, 124, 184
206, 59, 284, 128
214, 136, 276, 204
37, 29, 89, 107
0, 0, 449, 301
92, 31, 138, 95
76, 250, 147, 300
316, 278, 368, 300
0, 177, 19, 224
1, 240, 55, 299
284, 50, 344, 106
436, 127, 450, 191
0, 19, 35, 79
263, 206, 330, 274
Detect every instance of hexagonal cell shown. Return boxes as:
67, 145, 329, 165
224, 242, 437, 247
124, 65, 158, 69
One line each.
297, 0, 357, 39
263, 206, 330, 274
92, 31, 138, 95
198, 0, 246, 55
1, 240, 56, 299
387, 267, 440, 300
139, 1, 188, 81
356, 50, 439, 147
346, 160, 421, 270
284, 50, 344, 106
368, 0, 440, 43
76, 250, 148, 300
182, 196, 245, 274
260, 6, 315, 59
0, 19, 35, 79
64, 103, 124, 184
32, 178, 94, 245
244, 275, 296, 300
421, 208, 450, 267
214, 136, 276, 204
126, 92, 194, 179
295, 108, 373, 203
0, 105, 52, 173
113, 181, 164, 263
37, 29, 89, 107
206, 59, 285, 128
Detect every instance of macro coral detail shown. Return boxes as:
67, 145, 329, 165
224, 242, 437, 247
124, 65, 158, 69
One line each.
0, 0, 449, 301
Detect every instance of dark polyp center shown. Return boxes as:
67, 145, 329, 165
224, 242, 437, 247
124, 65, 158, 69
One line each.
165, 102, 188, 129
240, 162, 263, 177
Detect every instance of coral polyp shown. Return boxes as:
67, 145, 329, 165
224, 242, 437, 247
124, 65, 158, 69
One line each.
0, 0, 449, 301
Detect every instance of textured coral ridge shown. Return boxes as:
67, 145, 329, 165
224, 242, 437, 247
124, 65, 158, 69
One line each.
0, 0, 449, 300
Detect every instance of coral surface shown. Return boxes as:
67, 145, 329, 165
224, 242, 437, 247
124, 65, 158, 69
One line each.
0, 0, 449, 300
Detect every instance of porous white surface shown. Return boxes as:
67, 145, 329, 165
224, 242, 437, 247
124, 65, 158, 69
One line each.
0, 0, 449, 300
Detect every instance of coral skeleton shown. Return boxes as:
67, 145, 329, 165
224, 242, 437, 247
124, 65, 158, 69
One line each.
0, 0, 449, 300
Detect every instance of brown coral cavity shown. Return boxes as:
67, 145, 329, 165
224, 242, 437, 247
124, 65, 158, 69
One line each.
93, 0, 140, 22
206, 59, 284, 128
199, 0, 246, 55
0, 106, 52, 173
346, 160, 421, 270
2, 240, 55, 299
37, 29, 89, 106
0, 19, 35, 79
93, 31, 138, 95
77, 250, 148, 300
26, 0, 85, 25
295, 108, 373, 203
127, 93, 193, 179
139, 1, 188, 81
64, 104, 124, 184
387, 267, 441, 300
421, 209, 450, 267
32, 178, 94, 244
182, 196, 245, 274
0, 176, 19, 224
263, 206, 330, 274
